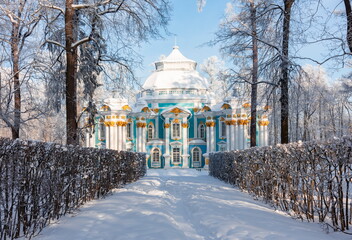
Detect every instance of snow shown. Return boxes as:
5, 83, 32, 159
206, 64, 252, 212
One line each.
30, 169, 348, 240
142, 46, 209, 90
142, 70, 208, 90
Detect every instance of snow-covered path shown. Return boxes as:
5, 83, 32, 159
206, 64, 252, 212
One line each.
33, 169, 347, 240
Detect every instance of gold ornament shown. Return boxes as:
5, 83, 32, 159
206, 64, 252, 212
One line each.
164, 123, 171, 128
182, 123, 188, 128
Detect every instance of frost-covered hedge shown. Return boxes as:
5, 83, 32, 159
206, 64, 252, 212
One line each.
210, 136, 352, 232
0, 138, 146, 239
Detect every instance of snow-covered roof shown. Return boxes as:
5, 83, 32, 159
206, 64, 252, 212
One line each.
142, 46, 209, 91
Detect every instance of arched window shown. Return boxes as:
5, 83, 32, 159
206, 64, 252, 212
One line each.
221, 121, 226, 138
148, 124, 154, 140
152, 148, 160, 163
199, 124, 205, 139
127, 123, 132, 138
98, 119, 105, 140
192, 147, 201, 168
192, 148, 200, 162
172, 147, 181, 163
172, 122, 181, 139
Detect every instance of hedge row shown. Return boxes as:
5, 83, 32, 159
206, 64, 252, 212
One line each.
0, 138, 146, 239
209, 136, 352, 232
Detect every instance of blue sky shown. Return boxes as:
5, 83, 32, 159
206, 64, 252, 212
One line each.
136, 0, 229, 81
136, 0, 349, 83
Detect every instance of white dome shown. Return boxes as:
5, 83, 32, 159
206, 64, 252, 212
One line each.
142, 46, 209, 91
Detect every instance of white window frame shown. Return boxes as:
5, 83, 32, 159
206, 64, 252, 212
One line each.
151, 147, 161, 166
171, 122, 181, 139
126, 122, 132, 139
147, 123, 154, 140
192, 147, 201, 168
98, 120, 105, 140
172, 147, 181, 164
198, 124, 205, 139
219, 120, 226, 138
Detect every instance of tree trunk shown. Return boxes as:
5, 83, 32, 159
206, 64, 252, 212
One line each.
250, 2, 258, 147
280, 0, 294, 144
11, 17, 21, 139
65, 0, 78, 145
344, 0, 352, 52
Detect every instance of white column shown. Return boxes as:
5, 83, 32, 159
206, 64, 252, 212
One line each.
142, 125, 146, 152
226, 122, 230, 151
194, 116, 197, 138
211, 123, 216, 152
105, 125, 110, 149
239, 122, 244, 150
89, 132, 95, 148
110, 124, 116, 150
136, 123, 141, 152
243, 123, 248, 149
231, 123, 235, 150
206, 124, 210, 153
164, 118, 170, 168
182, 117, 189, 168
86, 132, 90, 147
122, 124, 126, 150
156, 117, 159, 139
115, 122, 121, 151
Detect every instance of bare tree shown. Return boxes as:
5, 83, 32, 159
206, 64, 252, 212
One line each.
0, 0, 42, 139
343, 0, 352, 52
213, 0, 278, 147
40, 0, 170, 145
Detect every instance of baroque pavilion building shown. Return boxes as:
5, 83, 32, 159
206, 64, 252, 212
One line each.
84, 46, 269, 169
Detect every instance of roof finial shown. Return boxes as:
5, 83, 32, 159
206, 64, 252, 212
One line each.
173, 35, 179, 49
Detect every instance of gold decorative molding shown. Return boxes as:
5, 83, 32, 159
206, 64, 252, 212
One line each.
242, 103, 251, 108
121, 116, 126, 119
206, 116, 211, 120
116, 121, 127, 127
170, 107, 182, 116
258, 120, 270, 126
141, 107, 150, 113
136, 122, 147, 128
206, 121, 216, 127
264, 105, 270, 111
238, 119, 249, 125
101, 105, 110, 111
220, 116, 225, 121
141, 117, 145, 120
127, 118, 133, 122
225, 120, 237, 125
227, 115, 231, 118
221, 103, 231, 109
152, 108, 159, 113
173, 118, 180, 123
202, 106, 211, 112
164, 123, 171, 128
122, 105, 132, 111
104, 121, 115, 127
182, 123, 188, 128
193, 107, 200, 113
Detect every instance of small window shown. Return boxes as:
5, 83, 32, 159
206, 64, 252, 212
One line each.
127, 123, 132, 138
99, 122, 105, 140
192, 148, 200, 162
172, 122, 181, 139
221, 121, 226, 138
199, 124, 205, 139
148, 124, 154, 140
152, 148, 160, 162
172, 147, 181, 163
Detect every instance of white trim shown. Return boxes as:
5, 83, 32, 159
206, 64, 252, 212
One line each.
191, 147, 201, 168
151, 147, 161, 167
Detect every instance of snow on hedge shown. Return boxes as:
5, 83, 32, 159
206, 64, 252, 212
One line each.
0, 138, 146, 239
209, 136, 352, 233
